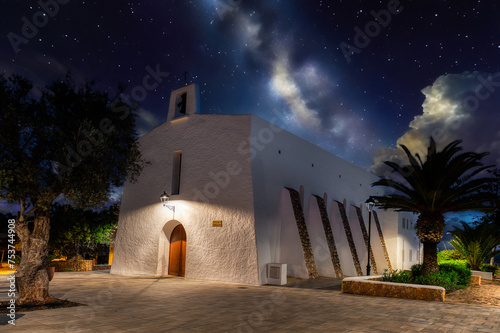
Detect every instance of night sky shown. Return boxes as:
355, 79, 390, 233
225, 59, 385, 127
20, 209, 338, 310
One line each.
1, 1, 499, 185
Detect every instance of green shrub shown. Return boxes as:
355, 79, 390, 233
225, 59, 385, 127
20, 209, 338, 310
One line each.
438, 263, 471, 287
437, 250, 463, 262
411, 264, 423, 278
437, 259, 470, 270
381, 270, 413, 283
480, 264, 498, 273
382, 263, 471, 293
449, 222, 500, 270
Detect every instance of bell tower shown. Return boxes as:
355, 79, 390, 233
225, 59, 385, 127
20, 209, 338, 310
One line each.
167, 83, 200, 122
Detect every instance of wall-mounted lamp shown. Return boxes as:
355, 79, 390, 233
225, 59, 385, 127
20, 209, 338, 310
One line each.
160, 191, 175, 212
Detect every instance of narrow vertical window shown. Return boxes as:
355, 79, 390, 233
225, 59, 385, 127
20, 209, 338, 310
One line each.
402, 218, 405, 229
171, 150, 182, 195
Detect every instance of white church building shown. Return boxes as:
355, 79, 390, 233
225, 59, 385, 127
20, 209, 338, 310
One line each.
111, 83, 421, 285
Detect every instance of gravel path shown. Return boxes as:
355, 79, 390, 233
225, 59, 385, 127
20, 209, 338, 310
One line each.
446, 277, 500, 307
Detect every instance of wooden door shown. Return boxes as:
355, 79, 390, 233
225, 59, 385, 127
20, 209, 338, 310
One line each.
168, 224, 186, 276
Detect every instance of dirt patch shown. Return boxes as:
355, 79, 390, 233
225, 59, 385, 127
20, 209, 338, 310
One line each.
0, 297, 84, 313
445, 277, 500, 307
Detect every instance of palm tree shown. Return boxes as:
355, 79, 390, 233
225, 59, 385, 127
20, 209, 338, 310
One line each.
449, 221, 500, 270
371, 137, 498, 276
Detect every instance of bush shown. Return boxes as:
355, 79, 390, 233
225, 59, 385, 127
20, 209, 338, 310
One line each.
437, 250, 463, 261
438, 259, 470, 270
480, 264, 498, 273
439, 263, 471, 287
411, 264, 423, 278
382, 263, 471, 293
381, 270, 413, 283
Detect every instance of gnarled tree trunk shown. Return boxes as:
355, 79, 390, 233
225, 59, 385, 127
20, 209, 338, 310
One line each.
15, 210, 51, 304
416, 212, 445, 276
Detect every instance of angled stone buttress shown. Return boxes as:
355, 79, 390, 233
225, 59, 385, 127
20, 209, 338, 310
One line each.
285, 187, 319, 279
313, 195, 343, 278
335, 200, 363, 276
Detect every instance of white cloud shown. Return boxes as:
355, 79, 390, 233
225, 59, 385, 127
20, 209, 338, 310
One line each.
371, 71, 500, 175
135, 107, 160, 137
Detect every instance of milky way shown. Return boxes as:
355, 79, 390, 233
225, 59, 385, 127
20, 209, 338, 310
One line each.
1, 0, 499, 169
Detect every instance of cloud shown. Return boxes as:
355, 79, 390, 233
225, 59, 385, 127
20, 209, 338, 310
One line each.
135, 107, 160, 137
205, 2, 377, 163
371, 71, 500, 175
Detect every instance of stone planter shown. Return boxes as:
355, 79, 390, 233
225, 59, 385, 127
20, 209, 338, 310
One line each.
470, 275, 481, 285
342, 275, 445, 302
46, 266, 55, 281
471, 270, 493, 280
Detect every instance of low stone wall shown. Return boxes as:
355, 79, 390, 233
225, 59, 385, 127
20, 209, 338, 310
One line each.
471, 270, 492, 280
470, 275, 481, 285
341, 276, 445, 302
92, 264, 112, 271
53, 258, 93, 272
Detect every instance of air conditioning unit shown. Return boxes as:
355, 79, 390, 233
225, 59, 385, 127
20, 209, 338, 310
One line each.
267, 263, 287, 285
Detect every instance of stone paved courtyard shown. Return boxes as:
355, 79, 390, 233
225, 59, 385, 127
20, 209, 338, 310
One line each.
1, 271, 499, 332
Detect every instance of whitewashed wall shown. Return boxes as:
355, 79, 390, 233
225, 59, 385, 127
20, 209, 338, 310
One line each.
248, 116, 408, 281
113, 84, 419, 285
112, 112, 260, 285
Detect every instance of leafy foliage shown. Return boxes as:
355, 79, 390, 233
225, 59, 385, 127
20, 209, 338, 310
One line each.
382, 263, 471, 293
381, 270, 413, 284
0, 73, 145, 303
411, 263, 423, 277
0, 74, 146, 215
49, 204, 118, 260
449, 221, 500, 270
372, 138, 497, 215
479, 264, 498, 273
371, 137, 498, 275
437, 250, 463, 261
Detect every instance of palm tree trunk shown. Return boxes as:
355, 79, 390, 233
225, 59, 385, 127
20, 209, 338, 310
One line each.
416, 213, 444, 276
422, 242, 439, 275
15, 211, 51, 304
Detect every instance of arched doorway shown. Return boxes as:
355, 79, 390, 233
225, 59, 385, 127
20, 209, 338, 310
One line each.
168, 224, 186, 276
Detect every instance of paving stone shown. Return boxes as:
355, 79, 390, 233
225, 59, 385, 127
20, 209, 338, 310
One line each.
1, 271, 500, 332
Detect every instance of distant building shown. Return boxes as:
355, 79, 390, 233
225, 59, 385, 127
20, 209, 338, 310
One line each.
111, 84, 420, 285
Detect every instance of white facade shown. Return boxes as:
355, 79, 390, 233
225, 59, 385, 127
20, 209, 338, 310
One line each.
111, 84, 419, 285
396, 212, 422, 270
